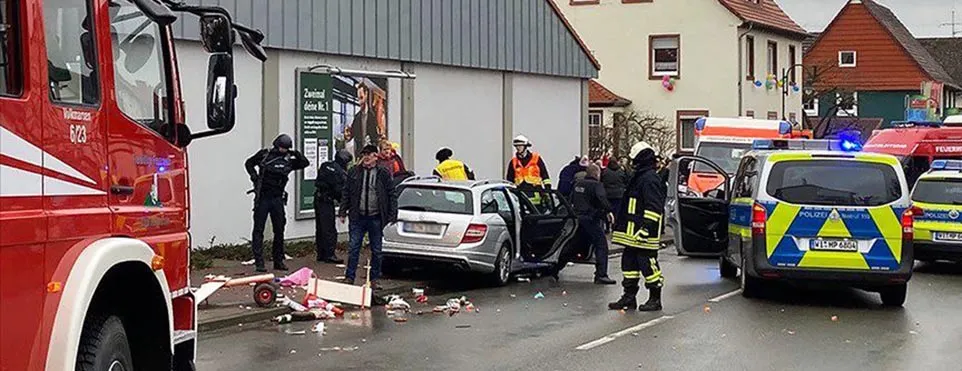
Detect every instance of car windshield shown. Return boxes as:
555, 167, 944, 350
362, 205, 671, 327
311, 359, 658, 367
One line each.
397, 186, 473, 215
695, 142, 751, 174
766, 160, 902, 206
913, 179, 962, 204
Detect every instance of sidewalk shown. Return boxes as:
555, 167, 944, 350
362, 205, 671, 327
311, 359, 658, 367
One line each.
194, 248, 426, 330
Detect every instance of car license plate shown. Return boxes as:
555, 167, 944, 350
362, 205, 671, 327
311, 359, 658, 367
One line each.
403, 222, 443, 235
809, 239, 858, 252
934, 232, 962, 243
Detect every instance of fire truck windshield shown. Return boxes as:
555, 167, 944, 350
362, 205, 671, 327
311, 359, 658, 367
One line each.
110, 0, 169, 135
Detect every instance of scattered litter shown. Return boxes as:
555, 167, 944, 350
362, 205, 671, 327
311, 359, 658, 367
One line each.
290, 349, 297, 354
279, 267, 315, 287
386, 295, 411, 310
343, 346, 359, 352
351, 313, 360, 320
534, 292, 545, 299
785, 330, 796, 335
510, 294, 517, 298
780, 309, 785, 313
393, 317, 408, 323
703, 305, 711, 313
496, 309, 502, 313
631, 333, 639, 337
433, 306, 447, 313
455, 324, 472, 329
312, 322, 325, 333
241, 259, 255, 266
320, 347, 342, 352
844, 340, 851, 344
910, 330, 918, 335
286, 330, 306, 335
412, 288, 425, 296
284, 298, 308, 312
831, 315, 839, 322
721, 334, 727, 338
517, 277, 531, 283
562, 291, 568, 296
334, 276, 346, 280
238, 323, 243, 327
361, 339, 367, 343
563, 303, 568, 307
415, 294, 429, 303
285, 254, 293, 260
336, 264, 346, 268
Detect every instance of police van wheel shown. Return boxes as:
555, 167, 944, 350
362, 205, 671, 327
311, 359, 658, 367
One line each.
719, 256, 737, 279
879, 284, 907, 307
740, 255, 762, 298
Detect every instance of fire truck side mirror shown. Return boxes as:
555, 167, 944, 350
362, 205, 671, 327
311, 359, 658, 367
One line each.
205, 53, 235, 132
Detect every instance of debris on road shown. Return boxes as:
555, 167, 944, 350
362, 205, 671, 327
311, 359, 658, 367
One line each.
415, 295, 429, 303
386, 295, 411, 310
393, 317, 408, 323
279, 267, 314, 287
412, 288, 425, 296
510, 294, 517, 298
290, 349, 297, 354
285, 330, 306, 336
631, 333, 639, 337
831, 315, 839, 322
703, 305, 711, 313
455, 324, 471, 329
534, 292, 545, 299
910, 330, 919, 335
517, 277, 531, 283
312, 322, 325, 334
562, 291, 568, 296
336, 264, 346, 268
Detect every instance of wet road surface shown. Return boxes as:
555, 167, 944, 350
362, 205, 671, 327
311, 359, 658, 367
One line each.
198, 254, 962, 371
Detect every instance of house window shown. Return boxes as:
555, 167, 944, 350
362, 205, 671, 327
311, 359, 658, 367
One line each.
0, 0, 23, 96
767, 41, 778, 76
588, 111, 602, 127
767, 111, 778, 120
788, 45, 797, 84
789, 112, 797, 124
676, 110, 708, 152
746, 110, 755, 118
650, 35, 680, 78
569, 0, 600, 5
804, 98, 819, 117
837, 92, 858, 116
622, 0, 653, 3
746, 36, 755, 80
839, 51, 856, 67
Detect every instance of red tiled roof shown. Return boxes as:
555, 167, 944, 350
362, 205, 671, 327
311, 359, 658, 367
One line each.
717, 0, 808, 38
588, 80, 631, 107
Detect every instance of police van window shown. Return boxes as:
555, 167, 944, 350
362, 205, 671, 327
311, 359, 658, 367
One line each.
43, 0, 100, 105
766, 160, 901, 207
912, 179, 962, 204
0, 0, 23, 96
110, 0, 169, 137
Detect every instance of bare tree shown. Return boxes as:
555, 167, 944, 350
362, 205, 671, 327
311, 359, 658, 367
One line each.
803, 58, 860, 138
590, 109, 675, 163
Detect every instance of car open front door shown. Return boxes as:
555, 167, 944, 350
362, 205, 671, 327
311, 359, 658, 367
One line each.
670, 156, 731, 256
509, 188, 579, 264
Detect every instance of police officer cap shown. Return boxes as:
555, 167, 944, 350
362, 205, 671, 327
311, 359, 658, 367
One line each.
273, 134, 293, 150
335, 149, 353, 166
436, 147, 453, 161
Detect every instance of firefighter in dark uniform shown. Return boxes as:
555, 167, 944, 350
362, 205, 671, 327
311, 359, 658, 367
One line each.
608, 142, 667, 311
245, 134, 310, 272
314, 149, 354, 264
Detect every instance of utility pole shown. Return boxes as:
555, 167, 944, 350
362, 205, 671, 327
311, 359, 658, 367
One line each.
941, 9, 961, 36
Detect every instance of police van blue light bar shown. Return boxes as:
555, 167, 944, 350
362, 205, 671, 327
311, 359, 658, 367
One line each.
752, 139, 849, 151
931, 159, 962, 171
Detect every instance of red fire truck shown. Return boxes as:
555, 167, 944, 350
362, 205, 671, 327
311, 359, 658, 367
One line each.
0, 0, 265, 369
864, 121, 962, 185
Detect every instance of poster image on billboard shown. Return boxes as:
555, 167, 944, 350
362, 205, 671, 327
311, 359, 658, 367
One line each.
332, 76, 389, 158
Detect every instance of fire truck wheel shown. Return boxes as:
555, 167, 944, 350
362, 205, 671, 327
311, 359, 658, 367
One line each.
76, 314, 133, 371
253, 283, 277, 307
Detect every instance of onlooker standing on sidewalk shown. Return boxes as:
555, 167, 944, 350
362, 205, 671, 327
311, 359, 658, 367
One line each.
569, 164, 616, 285
339, 145, 398, 289
557, 155, 585, 198
601, 159, 629, 231
314, 149, 353, 264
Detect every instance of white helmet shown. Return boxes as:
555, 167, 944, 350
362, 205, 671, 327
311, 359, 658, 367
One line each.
629, 141, 653, 159
513, 135, 532, 147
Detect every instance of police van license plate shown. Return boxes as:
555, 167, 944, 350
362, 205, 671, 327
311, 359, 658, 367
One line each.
810, 239, 858, 252
934, 232, 962, 243
403, 222, 444, 235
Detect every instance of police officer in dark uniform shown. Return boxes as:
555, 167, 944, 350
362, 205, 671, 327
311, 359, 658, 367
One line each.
608, 142, 667, 311
569, 164, 617, 285
314, 150, 353, 264
245, 134, 310, 272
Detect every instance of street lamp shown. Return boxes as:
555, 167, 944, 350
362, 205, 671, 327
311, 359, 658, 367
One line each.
780, 63, 806, 121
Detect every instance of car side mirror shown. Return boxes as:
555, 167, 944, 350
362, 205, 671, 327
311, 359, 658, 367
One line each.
205, 53, 235, 131
199, 14, 233, 54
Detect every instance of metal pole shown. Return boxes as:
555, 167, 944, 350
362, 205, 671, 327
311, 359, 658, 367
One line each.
781, 67, 787, 120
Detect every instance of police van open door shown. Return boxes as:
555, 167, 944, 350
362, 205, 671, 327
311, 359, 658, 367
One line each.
669, 156, 731, 256
508, 188, 582, 265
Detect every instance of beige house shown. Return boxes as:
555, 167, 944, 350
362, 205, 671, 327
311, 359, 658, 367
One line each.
558, 0, 808, 154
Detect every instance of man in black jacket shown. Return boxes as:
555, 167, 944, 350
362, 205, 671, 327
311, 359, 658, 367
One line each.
608, 142, 668, 311
339, 145, 398, 289
314, 149, 353, 264
569, 164, 616, 285
245, 134, 310, 272
601, 160, 629, 231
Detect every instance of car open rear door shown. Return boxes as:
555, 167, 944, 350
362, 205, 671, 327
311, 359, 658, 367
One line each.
509, 188, 578, 264
670, 156, 731, 256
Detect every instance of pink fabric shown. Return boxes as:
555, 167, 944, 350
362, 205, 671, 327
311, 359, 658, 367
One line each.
279, 267, 314, 287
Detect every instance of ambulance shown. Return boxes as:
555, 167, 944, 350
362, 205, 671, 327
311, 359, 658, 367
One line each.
911, 160, 962, 263
864, 121, 962, 185
667, 117, 810, 256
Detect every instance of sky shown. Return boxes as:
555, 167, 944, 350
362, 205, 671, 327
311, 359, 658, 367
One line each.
776, 0, 962, 37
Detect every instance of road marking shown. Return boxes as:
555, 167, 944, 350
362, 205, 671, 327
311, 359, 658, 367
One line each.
575, 315, 674, 351
708, 289, 741, 303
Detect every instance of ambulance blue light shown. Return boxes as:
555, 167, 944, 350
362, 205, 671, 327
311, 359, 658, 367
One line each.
931, 160, 962, 171
778, 121, 792, 135
752, 139, 775, 150
694, 117, 707, 132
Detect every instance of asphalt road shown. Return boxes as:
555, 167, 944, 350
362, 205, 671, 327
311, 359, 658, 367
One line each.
197, 253, 962, 371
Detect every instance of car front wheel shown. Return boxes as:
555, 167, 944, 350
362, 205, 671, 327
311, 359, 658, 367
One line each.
488, 243, 512, 287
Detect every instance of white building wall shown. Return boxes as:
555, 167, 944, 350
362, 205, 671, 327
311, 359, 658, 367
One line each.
741, 29, 805, 121
409, 64, 504, 180
512, 73, 583, 179
180, 42, 264, 247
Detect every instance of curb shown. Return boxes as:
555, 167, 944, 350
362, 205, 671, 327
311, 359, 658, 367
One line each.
197, 281, 421, 331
